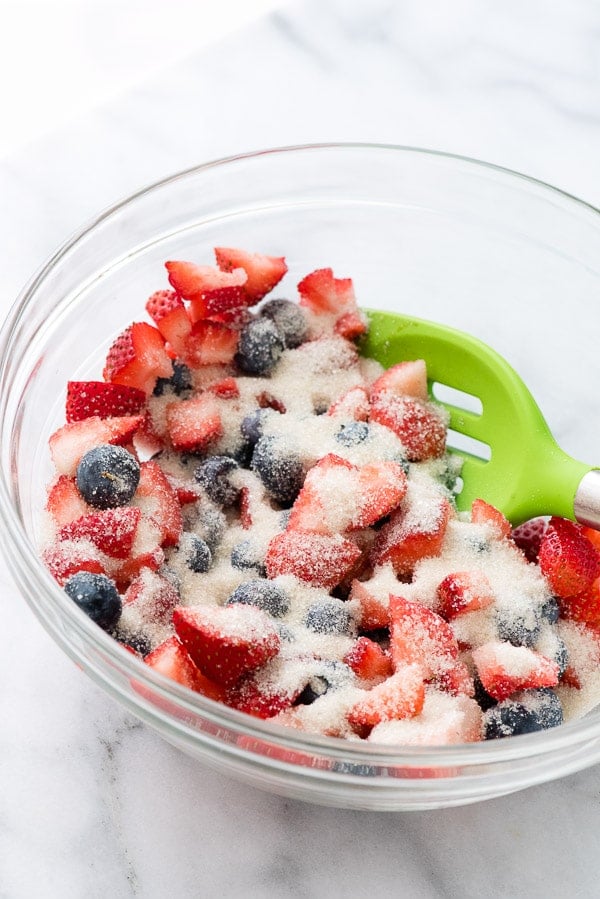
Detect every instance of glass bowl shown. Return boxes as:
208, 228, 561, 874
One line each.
2, 143, 600, 812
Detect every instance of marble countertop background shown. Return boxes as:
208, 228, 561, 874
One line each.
2, 0, 600, 896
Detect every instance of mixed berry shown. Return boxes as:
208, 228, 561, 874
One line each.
41, 247, 600, 745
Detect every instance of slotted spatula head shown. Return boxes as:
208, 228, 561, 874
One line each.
362, 310, 600, 527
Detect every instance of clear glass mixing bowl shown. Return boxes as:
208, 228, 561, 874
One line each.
2, 143, 600, 811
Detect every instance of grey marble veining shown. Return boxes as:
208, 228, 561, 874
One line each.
2, 0, 600, 896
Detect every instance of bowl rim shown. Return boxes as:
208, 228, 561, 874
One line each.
3, 140, 600, 769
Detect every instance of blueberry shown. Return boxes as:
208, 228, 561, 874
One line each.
294, 660, 354, 705
251, 436, 304, 505
305, 600, 355, 636
76, 445, 140, 509
195, 455, 240, 506
178, 533, 212, 573
540, 596, 560, 624
495, 606, 541, 647
483, 688, 563, 739
235, 318, 284, 375
231, 540, 266, 577
153, 362, 192, 396
64, 571, 122, 631
226, 579, 289, 618
473, 674, 497, 712
240, 408, 273, 447
258, 298, 308, 348
335, 421, 370, 447
117, 630, 152, 656
195, 506, 226, 552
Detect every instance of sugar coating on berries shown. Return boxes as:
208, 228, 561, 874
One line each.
42, 247, 600, 745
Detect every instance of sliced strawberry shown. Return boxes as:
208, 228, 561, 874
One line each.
371, 494, 452, 576
389, 595, 459, 678
144, 636, 226, 700
370, 395, 447, 461
436, 570, 495, 620
207, 376, 240, 399
66, 381, 146, 423
227, 677, 299, 719
164, 474, 202, 506
348, 579, 390, 630
124, 569, 179, 624
145, 289, 192, 356
434, 660, 475, 697
58, 506, 141, 559
334, 309, 368, 340
110, 516, 164, 586
344, 637, 393, 680
132, 410, 166, 458
165, 393, 223, 452
49, 415, 143, 477
43, 541, 105, 585
103, 322, 173, 395
214, 247, 287, 302
265, 530, 362, 589
581, 525, 600, 554
256, 391, 286, 414
287, 454, 355, 535
182, 320, 239, 366
511, 517, 548, 562
347, 664, 425, 729
472, 641, 559, 702
172, 604, 280, 688
239, 486, 253, 529
538, 517, 600, 599
471, 499, 511, 539
370, 360, 428, 403
327, 385, 370, 421
297, 268, 356, 315
165, 260, 248, 321
352, 460, 408, 529
134, 460, 183, 547
46, 475, 90, 528
557, 578, 600, 629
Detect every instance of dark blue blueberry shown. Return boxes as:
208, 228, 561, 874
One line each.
473, 674, 497, 712
76, 444, 140, 509
231, 540, 266, 577
235, 318, 284, 375
195, 455, 240, 506
178, 533, 212, 573
153, 362, 192, 396
258, 298, 308, 349
117, 630, 152, 657
64, 572, 122, 631
226, 579, 290, 618
251, 436, 304, 505
335, 421, 370, 447
294, 660, 353, 705
240, 407, 275, 448
495, 606, 541, 647
305, 600, 355, 637
483, 688, 563, 739
540, 596, 560, 625
195, 507, 226, 552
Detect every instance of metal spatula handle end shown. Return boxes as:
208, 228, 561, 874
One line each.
574, 470, 600, 529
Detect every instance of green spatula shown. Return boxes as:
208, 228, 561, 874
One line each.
361, 309, 600, 528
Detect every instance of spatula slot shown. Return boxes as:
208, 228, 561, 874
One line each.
432, 382, 483, 415
446, 428, 491, 461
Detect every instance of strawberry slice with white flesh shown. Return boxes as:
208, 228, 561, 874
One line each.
145, 289, 192, 357
103, 322, 173, 395
472, 641, 560, 702
214, 247, 288, 302
165, 261, 248, 322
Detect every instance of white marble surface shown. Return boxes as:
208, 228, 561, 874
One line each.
2, 0, 600, 896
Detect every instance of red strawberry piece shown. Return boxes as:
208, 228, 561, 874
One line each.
347, 664, 425, 729
135, 460, 183, 547
43, 541, 105, 585
214, 247, 288, 302
538, 516, 600, 599
287, 454, 356, 535
434, 660, 475, 697
165, 393, 223, 453
370, 395, 447, 461
265, 530, 362, 589
327, 385, 370, 421
370, 360, 429, 403
352, 460, 408, 529
103, 322, 173, 395
110, 517, 164, 586
164, 474, 202, 506
145, 289, 192, 356
182, 319, 239, 366
471, 498, 512, 539
297, 268, 356, 315
124, 569, 179, 624
371, 495, 452, 576
172, 604, 280, 688
388, 594, 459, 678
66, 381, 146, 423
334, 309, 368, 340
581, 525, 600, 554
58, 506, 141, 559
239, 486, 253, 530
558, 577, 600, 628
348, 579, 390, 630
436, 570, 495, 620
132, 411, 165, 458
46, 475, 90, 528
49, 414, 143, 477
472, 641, 559, 702
165, 260, 248, 321
144, 636, 226, 700
207, 377, 240, 399
344, 637, 393, 680
256, 391, 286, 414
227, 677, 299, 719
511, 517, 548, 562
